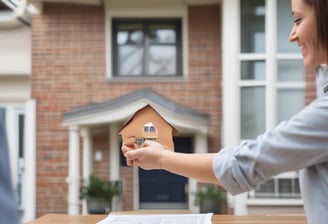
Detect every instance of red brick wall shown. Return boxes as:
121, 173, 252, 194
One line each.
188, 5, 222, 153
32, 3, 222, 217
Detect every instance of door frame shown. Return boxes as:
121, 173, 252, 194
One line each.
1, 101, 36, 222
132, 132, 208, 212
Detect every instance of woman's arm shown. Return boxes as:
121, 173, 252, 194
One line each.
122, 140, 221, 185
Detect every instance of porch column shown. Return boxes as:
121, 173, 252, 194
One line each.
222, 0, 248, 215
109, 124, 120, 180
190, 132, 208, 212
109, 124, 121, 211
24, 100, 36, 221
81, 127, 92, 214
67, 126, 80, 215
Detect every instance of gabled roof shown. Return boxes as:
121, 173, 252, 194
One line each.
63, 88, 209, 133
118, 104, 178, 136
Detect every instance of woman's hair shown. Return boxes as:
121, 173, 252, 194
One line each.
303, 0, 328, 59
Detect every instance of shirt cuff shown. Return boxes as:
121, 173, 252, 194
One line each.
212, 148, 254, 195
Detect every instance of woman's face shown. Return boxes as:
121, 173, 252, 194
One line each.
289, 0, 327, 67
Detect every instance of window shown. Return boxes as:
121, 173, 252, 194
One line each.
238, 0, 304, 201
240, 0, 265, 53
112, 18, 182, 77
249, 176, 301, 199
143, 122, 157, 134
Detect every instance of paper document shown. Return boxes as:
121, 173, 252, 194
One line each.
97, 213, 213, 224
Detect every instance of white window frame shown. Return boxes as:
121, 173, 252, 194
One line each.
104, 0, 189, 81
222, 0, 304, 215
0, 101, 36, 222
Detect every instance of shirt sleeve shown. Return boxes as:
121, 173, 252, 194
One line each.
213, 95, 328, 195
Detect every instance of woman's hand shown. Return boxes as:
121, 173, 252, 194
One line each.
122, 140, 171, 170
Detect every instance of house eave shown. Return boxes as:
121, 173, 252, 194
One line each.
28, 0, 220, 7
63, 99, 209, 134
29, 0, 103, 5
62, 89, 210, 134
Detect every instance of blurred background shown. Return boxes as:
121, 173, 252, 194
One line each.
0, 0, 310, 222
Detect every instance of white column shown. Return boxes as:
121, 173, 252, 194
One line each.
67, 126, 80, 215
234, 193, 248, 215
23, 100, 36, 222
81, 127, 92, 214
109, 124, 120, 180
222, 0, 240, 148
190, 132, 208, 212
265, 0, 277, 129
133, 166, 139, 210
109, 124, 121, 211
222, 0, 248, 215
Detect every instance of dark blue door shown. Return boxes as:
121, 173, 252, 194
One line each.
139, 137, 192, 209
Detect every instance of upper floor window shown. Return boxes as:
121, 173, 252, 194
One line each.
112, 18, 182, 77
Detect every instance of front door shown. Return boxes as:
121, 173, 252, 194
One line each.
139, 137, 192, 209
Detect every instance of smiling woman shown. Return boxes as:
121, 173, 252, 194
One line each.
288, 0, 328, 67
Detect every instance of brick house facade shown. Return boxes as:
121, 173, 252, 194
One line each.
31, 2, 222, 217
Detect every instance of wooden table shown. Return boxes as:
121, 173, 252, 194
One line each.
26, 213, 307, 224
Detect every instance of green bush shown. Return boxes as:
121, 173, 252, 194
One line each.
194, 184, 224, 202
80, 175, 121, 201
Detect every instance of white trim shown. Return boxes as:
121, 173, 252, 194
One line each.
0, 102, 36, 222
276, 83, 305, 89
274, 171, 299, 179
67, 126, 80, 215
190, 133, 208, 212
247, 198, 304, 206
277, 54, 303, 60
80, 127, 92, 215
81, 128, 92, 181
265, 0, 277, 130
242, 48, 300, 63
104, 0, 189, 80
23, 100, 36, 222
109, 124, 120, 180
239, 80, 266, 86
222, 0, 245, 215
239, 54, 267, 61
222, 0, 240, 147
4, 106, 18, 189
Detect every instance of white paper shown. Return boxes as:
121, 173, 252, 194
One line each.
97, 213, 213, 224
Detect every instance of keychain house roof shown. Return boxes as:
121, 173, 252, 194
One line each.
119, 104, 178, 151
